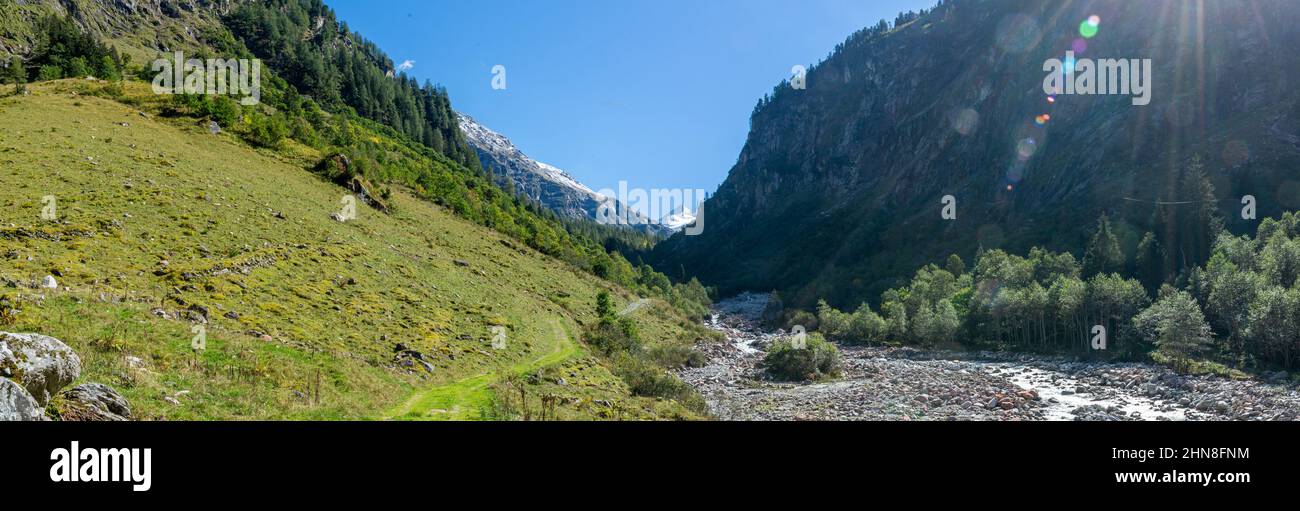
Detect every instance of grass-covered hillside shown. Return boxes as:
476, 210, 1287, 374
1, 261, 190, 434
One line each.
0, 79, 716, 420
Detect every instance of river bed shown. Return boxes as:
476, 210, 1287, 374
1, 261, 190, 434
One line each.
679, 294, 1300, 421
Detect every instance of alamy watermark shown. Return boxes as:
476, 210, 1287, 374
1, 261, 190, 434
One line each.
151, 52, 262, 106
594, 181, 706, 235
1043, 51, 1152, 106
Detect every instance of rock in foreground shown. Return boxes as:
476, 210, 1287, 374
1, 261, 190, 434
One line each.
0, 332, 82, 406
0, 377, 47, 421
60, 383, 132, 421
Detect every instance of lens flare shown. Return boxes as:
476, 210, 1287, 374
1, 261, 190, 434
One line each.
1046, 95, 1056, 103
1034, 114, 1051, 125
1079, 16, 1100, 38
1017, 137, 1037, 160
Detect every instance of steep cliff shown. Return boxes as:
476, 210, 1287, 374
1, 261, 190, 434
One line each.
653, 0, 1300, 309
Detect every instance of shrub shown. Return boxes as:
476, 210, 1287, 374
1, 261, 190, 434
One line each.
246, 112, 288, 148
762, 332, 842, 381
817, 300, 886, 345
0, 293, 18, 326
90, 81, 124, 100
585, 317, 640, 356
96, 55, 121, 81
783, 309, 819, 333
38, 65, 62, 81
204, 96, 241, 127
289, 116, 320, 147
647, 343, 706, 369
610, 353, 706, 413
67, 56, 90, 78
595, 290, 612, 318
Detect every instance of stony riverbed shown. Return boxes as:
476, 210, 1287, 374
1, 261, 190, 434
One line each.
679, 294, 1300, 421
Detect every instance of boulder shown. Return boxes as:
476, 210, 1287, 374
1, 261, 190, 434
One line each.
59, 383, 131, 421
0, 332, 82, 406
0, 377, 47, 421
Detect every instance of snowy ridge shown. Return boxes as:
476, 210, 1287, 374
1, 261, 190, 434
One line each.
457, 113, 597, 199
659, 204, 698, 231
456, 112, 669, 235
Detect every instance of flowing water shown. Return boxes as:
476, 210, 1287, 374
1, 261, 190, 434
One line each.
680, 294, 1298, 421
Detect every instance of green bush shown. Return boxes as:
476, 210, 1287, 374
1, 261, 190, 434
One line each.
610, 353, 706, 413
783, 309, 819, 332
817, 300, 887, 345
595, 290, 613, 317
585, 317, 640, 356
204, 96, 241, 127
0, 293, 18, 326
647, 343, 706, 369
762, 332, 842, 381
38, 65, 62, 81
67, 56, 89, 78
246, 112, 288, 148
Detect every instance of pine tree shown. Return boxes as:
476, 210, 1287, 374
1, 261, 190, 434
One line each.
595, 291, 612, 318
1083, 213, 1124, 277
1134, 231, 1163, 291
1176, 156, 1220, 270
7, 56, 26, 94
945, 254, 965, 277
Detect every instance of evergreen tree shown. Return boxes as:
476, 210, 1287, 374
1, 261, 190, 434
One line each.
945, 253, 965, 277
1133, 231, 1163, 291
7, 56, 25, 94
1083, 213, 1125, 277
595, 291, 613, 318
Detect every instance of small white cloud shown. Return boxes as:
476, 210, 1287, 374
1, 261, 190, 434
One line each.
397, 60, 415, 72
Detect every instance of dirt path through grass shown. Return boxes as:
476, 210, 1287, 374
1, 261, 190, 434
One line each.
383, 318, 579, 420
618, 298, 651, 317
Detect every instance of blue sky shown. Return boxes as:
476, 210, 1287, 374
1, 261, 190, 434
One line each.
326, 0, 936, 196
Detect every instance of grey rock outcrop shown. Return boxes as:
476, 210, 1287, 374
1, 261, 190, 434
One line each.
0, 332, 82, 406
0, 377, 46, 421
60, 383, 132, 421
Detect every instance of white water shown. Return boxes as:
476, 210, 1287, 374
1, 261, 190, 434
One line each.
699, 293, 1201, 421
992, 364, 1186, 421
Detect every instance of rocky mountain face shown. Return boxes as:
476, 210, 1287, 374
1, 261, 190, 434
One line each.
652, 0, 1300, 308
458, 113, 671, 236
0, 0, 240, 62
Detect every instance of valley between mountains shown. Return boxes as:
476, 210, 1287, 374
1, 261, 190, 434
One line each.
4, 0, 1300, 423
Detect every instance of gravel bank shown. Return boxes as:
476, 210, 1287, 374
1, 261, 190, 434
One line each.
679, 295, 1300, 421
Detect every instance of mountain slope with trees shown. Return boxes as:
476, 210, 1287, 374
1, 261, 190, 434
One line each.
0, 3, 719, 419
652, 0, 1300, 312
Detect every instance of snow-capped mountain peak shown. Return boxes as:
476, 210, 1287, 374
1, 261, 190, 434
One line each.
457, 112, 668, 236
659, 204, 698, 231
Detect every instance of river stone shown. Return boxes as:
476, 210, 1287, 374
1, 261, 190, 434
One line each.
0, 332, 82, 406
0, 377, 47, 421
60, 383, 131, 421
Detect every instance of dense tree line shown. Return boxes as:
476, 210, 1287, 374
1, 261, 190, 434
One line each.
811, 211, 1300, 374
223, 0, 479, 170
6, 15, 125, 84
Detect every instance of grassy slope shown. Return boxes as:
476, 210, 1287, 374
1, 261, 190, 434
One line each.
0, 80, 706, 420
